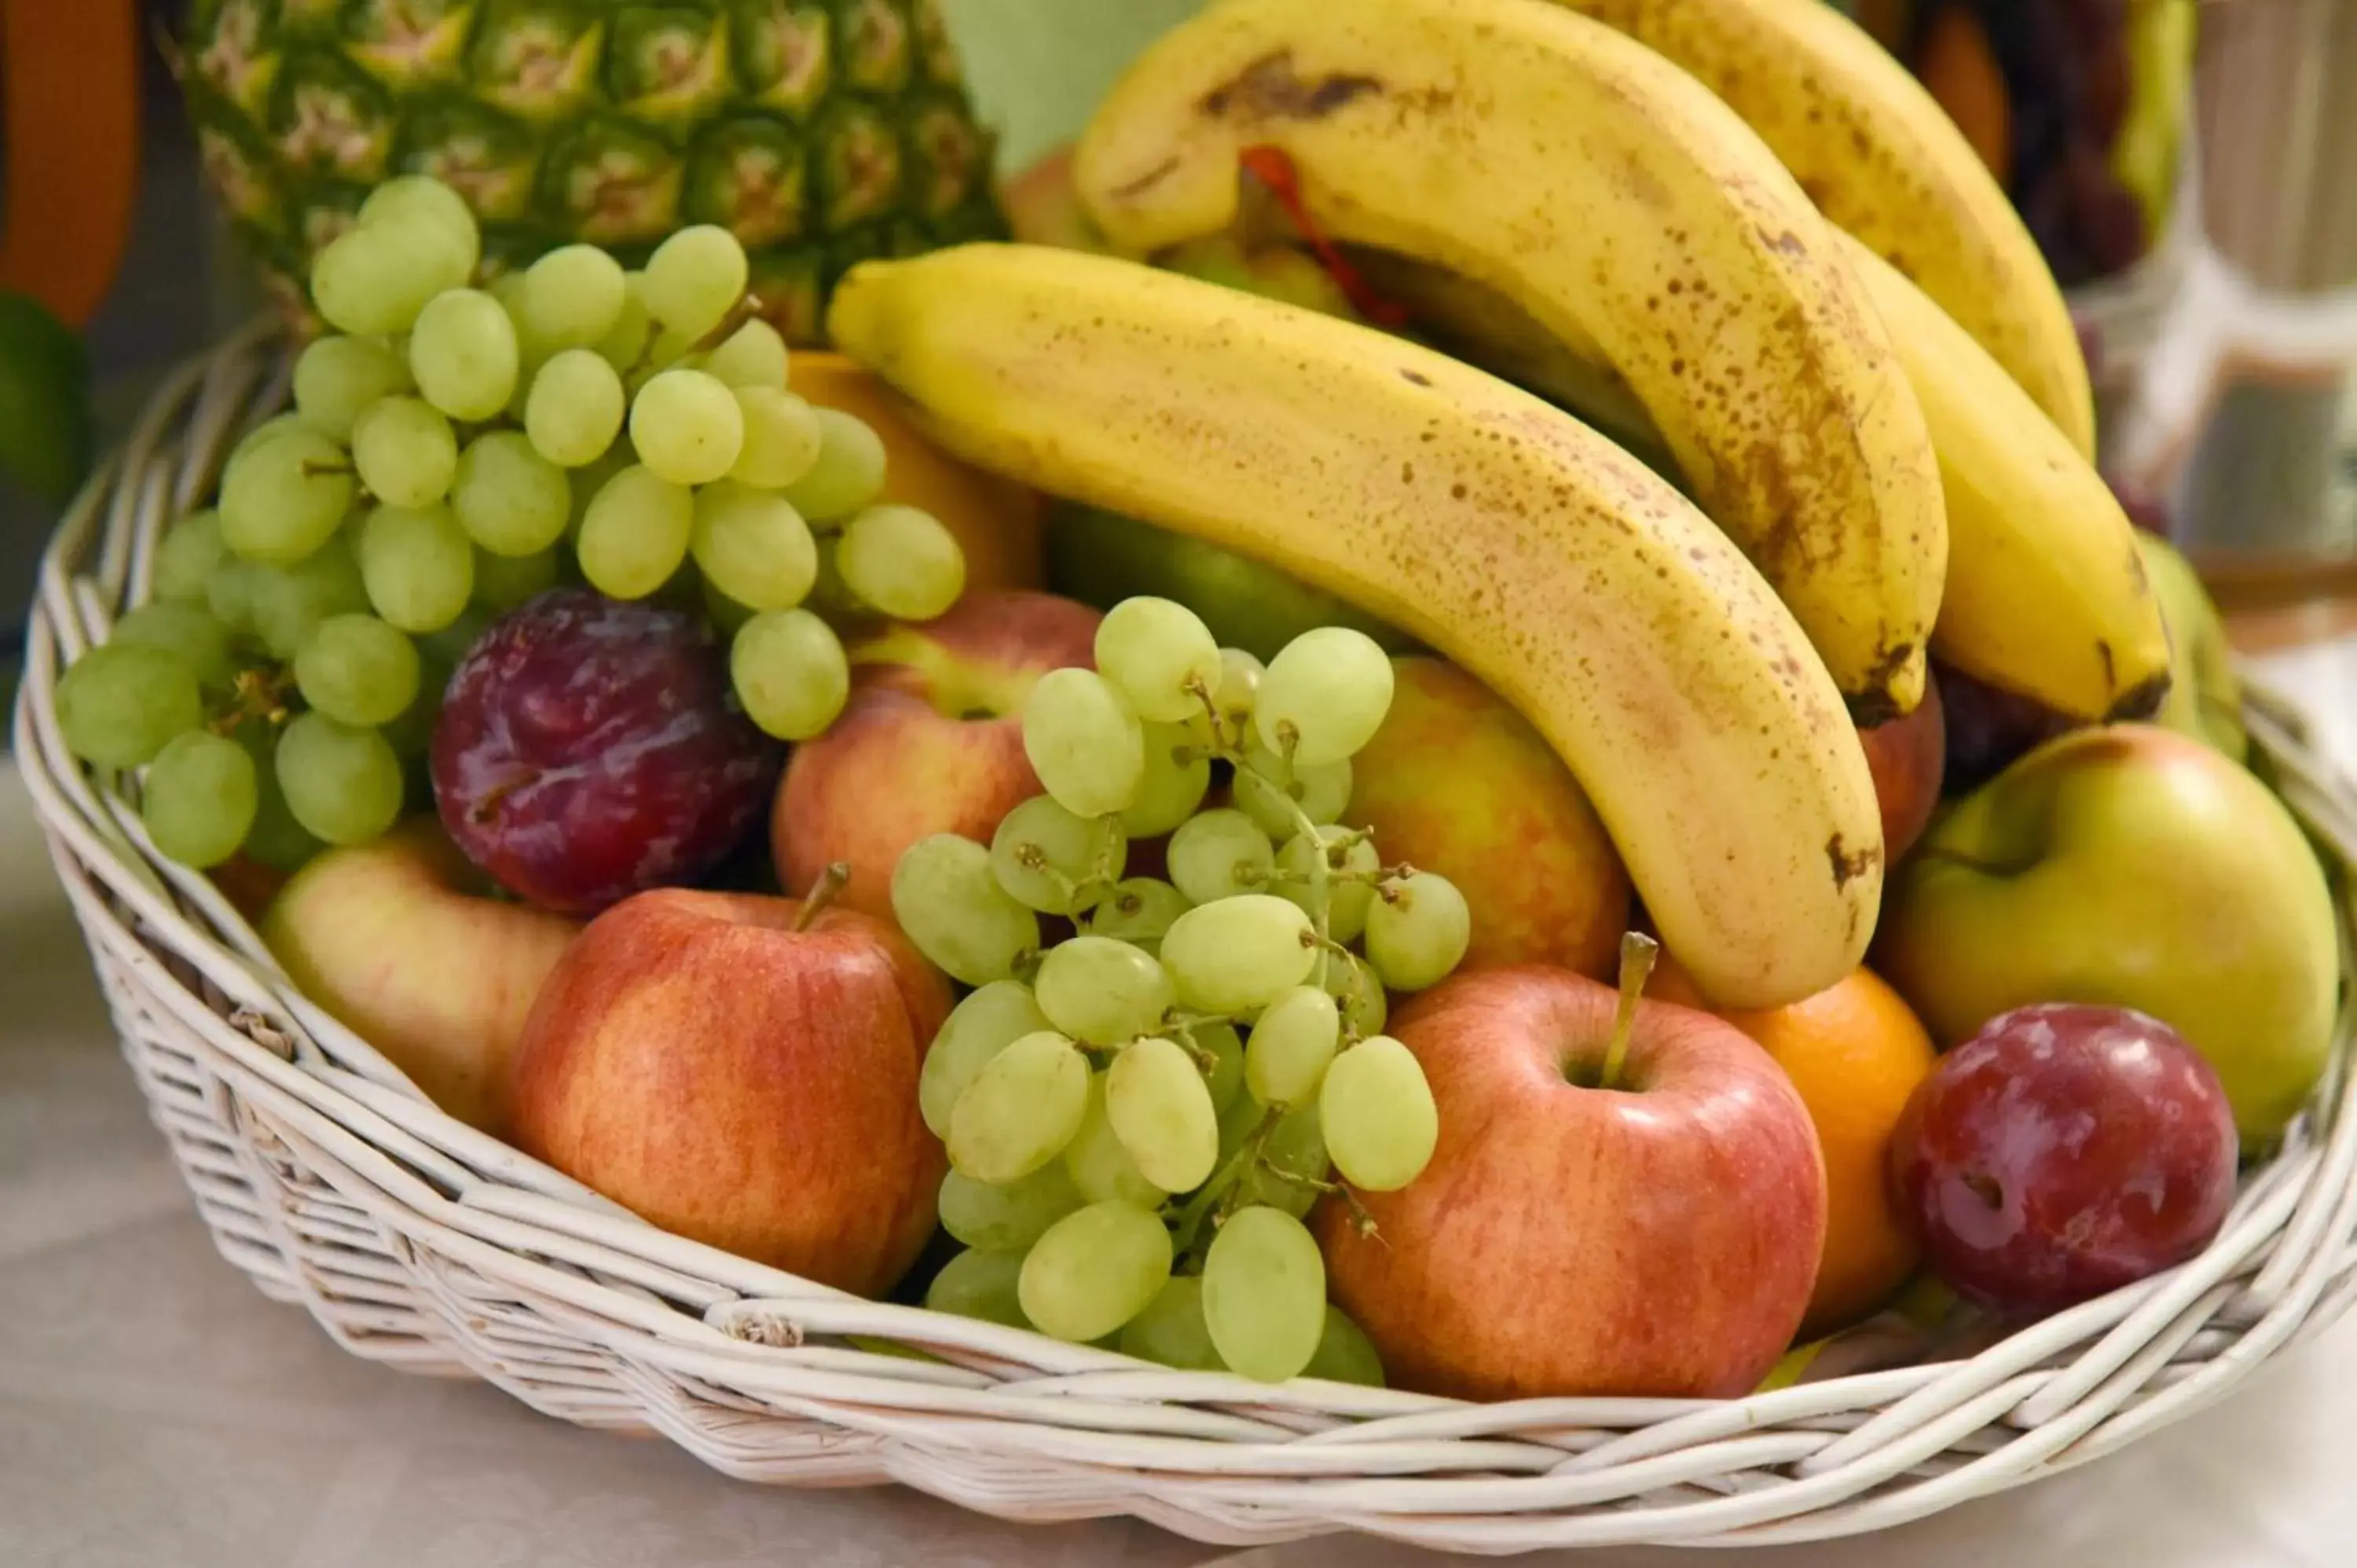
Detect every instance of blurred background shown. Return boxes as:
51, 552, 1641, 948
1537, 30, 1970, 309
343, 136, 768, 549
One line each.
1, 0, 2349, 719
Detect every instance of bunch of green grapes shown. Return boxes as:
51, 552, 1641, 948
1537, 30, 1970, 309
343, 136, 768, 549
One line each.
55, 175, 969, 874
891, 602, 1469, 1383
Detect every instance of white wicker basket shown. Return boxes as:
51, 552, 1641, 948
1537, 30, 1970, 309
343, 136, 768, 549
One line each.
20, 324, 2357, 1555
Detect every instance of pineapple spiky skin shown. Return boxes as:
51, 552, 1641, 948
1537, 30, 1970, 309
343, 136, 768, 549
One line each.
176, 0, 1007, 343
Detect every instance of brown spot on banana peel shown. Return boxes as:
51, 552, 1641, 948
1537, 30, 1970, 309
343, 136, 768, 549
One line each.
2109, 668, 2172, 724
1107, 155, 1182, 202
1200, 49, 1386, 121
1826, 833, 1879, 892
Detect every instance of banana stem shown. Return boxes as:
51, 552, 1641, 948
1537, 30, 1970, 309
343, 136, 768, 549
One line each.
1597, 931, 1660, 1091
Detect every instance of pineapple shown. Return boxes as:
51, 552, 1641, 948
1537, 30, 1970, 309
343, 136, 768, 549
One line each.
174, 0, 1008, 344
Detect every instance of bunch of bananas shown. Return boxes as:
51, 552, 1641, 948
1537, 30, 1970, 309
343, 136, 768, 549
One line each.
827, 0, 2169, 1013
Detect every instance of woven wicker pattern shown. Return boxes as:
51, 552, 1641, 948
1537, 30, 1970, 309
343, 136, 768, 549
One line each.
20, 328, 2357, 1555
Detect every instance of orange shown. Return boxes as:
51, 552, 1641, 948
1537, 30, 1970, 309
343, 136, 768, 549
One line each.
1652, 960, 1937, 1338
785, 354, 1045, 596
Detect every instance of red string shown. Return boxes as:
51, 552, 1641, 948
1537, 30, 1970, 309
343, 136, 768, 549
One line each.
1238, 145, 1412, 329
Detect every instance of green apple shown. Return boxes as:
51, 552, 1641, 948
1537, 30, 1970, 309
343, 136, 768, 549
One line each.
1044, 504, 1419, 663
2135, 530, 2248, 762
1875, 724, 2337, 1145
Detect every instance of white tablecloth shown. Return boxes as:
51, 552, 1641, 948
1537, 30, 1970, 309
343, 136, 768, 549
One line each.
7, 643, 2357, 1568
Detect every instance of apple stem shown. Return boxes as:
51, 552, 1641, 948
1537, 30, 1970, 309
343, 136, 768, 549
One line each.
793, 863, 852, 931
1598, 931, 1660, 1091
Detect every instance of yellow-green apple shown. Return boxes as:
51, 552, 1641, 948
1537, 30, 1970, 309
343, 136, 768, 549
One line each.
2135, 531, 2249, 762
1318, 965, 1826, 1399
1876, 724, 2336, 1144
509, 882, 951, 1296
774, 590, 1100, 923
261, 819, 581, 1136
1858, 669, 1947, 865
1346, 658, 1629, 977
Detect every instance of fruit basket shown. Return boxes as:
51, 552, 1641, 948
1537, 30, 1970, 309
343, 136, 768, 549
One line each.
19, 315, 2357, 1555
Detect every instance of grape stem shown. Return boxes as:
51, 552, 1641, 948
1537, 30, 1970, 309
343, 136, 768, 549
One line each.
792, 862, 851, 931
1597, 930, 1660, 1091
1171, 1107, 1273, 1262
693, 292, 768, 354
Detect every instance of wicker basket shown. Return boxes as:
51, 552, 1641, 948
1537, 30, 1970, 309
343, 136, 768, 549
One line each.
20, 325, 2357, 1555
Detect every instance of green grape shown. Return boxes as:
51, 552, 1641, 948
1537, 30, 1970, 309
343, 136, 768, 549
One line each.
594, 270, 654, 372
1159, 895, 1318, 1016
230, 721, 321, 874
989, 795, 1124, 917
152, 511, 226, 603
1305, 1305, 1384, 1387
310, 222, 469, 337
729, 387, 824, 489
921, 980, 1053, 1138
938, 1160, 1081, 1253
946, 1028, 1089, 1184
249, 538, 370, 659
1233, 741, 1352, 839
275, 713, 405, 846
522, 350, 627, 469
641, 224, 749, 344
219, 427, 355, 566
1365, 870, 1472, 992
1239, 1102, 1329, 1218
630, 368, 744, 485
56, 644, 201, 768
1255, 627, 1396, 767
890, 833, 1041, 986
205, 557, 262, 639
923, 1247, 1031, 1331
1199, 646, 1263, 746
836, 505, 964, 621
1034, 936, 1174, 1046
576, 464, 692, 599
700, 577, 756, 636
729, 609, 847, 742
292, 335, 412, 441
1203, 1205, 1326, 1383
1106, 1034, 1220, 1193
519, 244, 627, 350
1018, 1201, 1172, 1343
409, 288, 521, 422
451, 430, 571, 556
692, 480, 816, 609
293, 614, 420, 727
1096, 596, 1222, 724
780, 408, 888, 521
1064, 1070, 1166, 1207
1318, 947, 1389, 1040
238, 412, 330, 452
1166, 809, 1275, 907
110, 603, 236, 693
1178, 1020, 1247, 1113
358, 502, 475, 633
1086, 877, 1191, 950
1120, 722, 1210, 838
472, 544, 563, 611
350, 395, 458, 508
706, 318, 789, 389
566, 443, 635, 533
1275, 826, 1380, 943
141, 731, 258, 870
1119, 1277, 1226, 1372
1021, 668, 1143, 818
355, 174, 479, 276
1320, 1036, 1439, 1192
1247, 986, 1341, 1108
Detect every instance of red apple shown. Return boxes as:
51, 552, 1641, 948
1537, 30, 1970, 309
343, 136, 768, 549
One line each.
775, 591, 1102, 923
1858, 668, 1948, 864
509, 882, 952, 1296
262, 819, 581, 1136
1318, 965, 1826, 1400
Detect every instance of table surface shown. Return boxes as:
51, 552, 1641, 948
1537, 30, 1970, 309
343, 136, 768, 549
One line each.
8, 641, 2357, 1568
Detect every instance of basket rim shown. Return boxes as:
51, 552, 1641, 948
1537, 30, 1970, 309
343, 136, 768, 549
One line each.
17, 323, 2357, 1555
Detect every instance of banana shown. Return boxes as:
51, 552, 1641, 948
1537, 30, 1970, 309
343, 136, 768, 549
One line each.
1837, 236, 2169, 720
1378, 235, 2169, 720
1543, 0, 2098, 460
1073, 0, 1945, 723
828, 243, 1884, 1011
